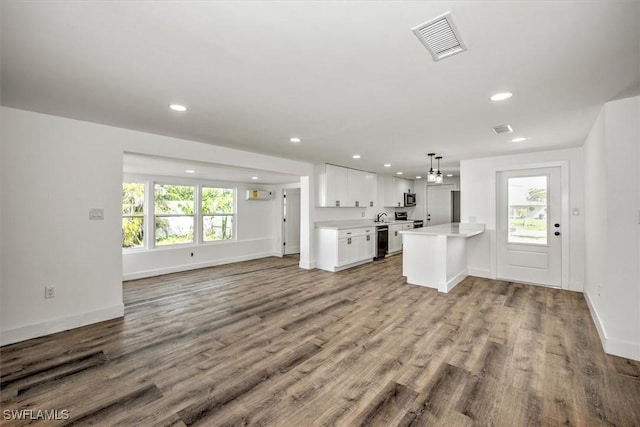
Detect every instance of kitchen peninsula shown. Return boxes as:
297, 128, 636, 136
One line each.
401, 223, 485, 293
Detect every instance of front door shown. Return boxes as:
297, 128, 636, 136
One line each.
497, 167, 562, 287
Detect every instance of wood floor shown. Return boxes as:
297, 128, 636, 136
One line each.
1, 255, 639, 426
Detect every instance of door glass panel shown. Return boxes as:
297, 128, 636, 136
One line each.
507, 176, 547, 244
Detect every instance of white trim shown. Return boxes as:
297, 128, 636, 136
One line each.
491, 161, 570, 289
584, 290, 640, 361
123, 251, 275, 281
468, 267, 491, 278
1, 304, 125, 346
441, 269, 468, 293
299, 260, 316, 270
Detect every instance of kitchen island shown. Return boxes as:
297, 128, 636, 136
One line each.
400, 223, 485, 293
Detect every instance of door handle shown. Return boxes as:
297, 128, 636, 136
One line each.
554, 231, 560, 236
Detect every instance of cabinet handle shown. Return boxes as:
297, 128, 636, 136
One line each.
367, 235, 370, 241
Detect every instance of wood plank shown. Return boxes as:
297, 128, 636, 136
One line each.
1, 255, 638, 426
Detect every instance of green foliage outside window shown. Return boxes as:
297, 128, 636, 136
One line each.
155, 184, 195, 245
122, 182, 145, 248
202, 187, 233, 241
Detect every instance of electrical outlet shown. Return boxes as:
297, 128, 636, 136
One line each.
45, 286, 56, 299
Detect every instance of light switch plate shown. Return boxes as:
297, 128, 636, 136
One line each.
89, 208, 104, 220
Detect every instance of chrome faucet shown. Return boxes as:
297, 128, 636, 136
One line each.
375, 212, 388, 222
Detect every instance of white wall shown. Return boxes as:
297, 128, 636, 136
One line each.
583, 96, 640, 361
460, 148, 585, 292
0, 107, 315, 345
1, 108, 124, 344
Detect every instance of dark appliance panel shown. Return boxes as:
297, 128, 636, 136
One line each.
375, 226, 388, 260
404, 192, 416, 207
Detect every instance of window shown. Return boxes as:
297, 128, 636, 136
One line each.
122, 182, 145, 249
202, 187, 234, 241
154, 184, 195, 246
507, 176, 548, 244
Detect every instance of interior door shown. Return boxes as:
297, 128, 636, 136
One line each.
283, 188, 301, 255
497, 167, 562, 287
427, 185, 453, 226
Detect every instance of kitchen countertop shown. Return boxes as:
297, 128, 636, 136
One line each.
315, 219, 415, 230
400, 223, 485, 237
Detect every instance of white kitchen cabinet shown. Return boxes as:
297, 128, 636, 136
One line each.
347, 168, 373, 208
388, 224, 404, 253
383, 176, 414, 208
316, 226, 375, 271
387, 222, 413, 254
356, 231, 375, 260
316, 164, 376, 208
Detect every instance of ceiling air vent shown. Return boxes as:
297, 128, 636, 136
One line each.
492, 124, 514, 134
412, 12, 467, 61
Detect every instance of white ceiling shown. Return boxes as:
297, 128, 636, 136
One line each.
2, 1, 639, 179
123, 152, 300, 185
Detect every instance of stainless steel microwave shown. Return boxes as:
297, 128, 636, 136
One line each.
404, 192, 416, 207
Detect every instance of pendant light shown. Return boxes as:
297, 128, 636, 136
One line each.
427, 153, 437, 183
435, 156, 443, 183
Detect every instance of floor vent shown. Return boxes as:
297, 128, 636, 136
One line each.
492, 124, 514, 134
412, 12, 467, 61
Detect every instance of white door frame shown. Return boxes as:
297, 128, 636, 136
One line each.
489, 161, 570, 289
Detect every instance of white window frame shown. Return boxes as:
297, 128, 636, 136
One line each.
200, 185, 236, 243
153, 182, 197, 248
122, 181, 147, 251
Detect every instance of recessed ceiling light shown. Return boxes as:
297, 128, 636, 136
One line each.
251, 176, 259, 180
397, 172, 403, 175
446, 174, 453, 177
169, 104, 187, 112
490, 92, 512, 102
185, 169, 195, 174
352, 154, 361, 159
416, 176, 422, 179
384, 163, 391, 167
290, 137, 301, 143
511, 137, 527, 142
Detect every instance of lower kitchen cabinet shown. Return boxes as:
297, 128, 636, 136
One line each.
388, 223, 414, 255
316, 226, 375, 272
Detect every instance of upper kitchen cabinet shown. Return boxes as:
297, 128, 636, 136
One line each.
383, 176, 414, 207
316, 164, 376, 208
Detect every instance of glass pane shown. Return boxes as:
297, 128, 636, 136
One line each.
155, 184, 195, 214
122, 182, 144, 215
202, 187, 234, 214
155, 216, 194, 245
203, 215, 233, 241
122, 217, 144, 248
507, 176, 548, 244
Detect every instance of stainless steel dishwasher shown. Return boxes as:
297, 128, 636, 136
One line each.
374, 225, 388, 260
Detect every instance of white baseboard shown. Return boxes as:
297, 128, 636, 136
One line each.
441, 270, 468, 293
467, 267, 491, 278
299, 260, 315, 270
1, 304, 124, 346
584, 290, 640, 361
123, 252, 275, 281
